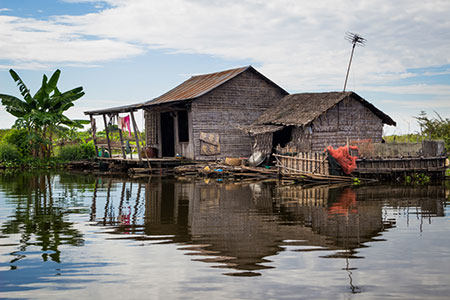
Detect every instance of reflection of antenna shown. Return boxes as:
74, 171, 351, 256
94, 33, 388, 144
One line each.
343, 32, 366, 91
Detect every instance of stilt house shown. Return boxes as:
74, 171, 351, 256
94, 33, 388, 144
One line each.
143, 66, 288, 160
247, 92, 396, 154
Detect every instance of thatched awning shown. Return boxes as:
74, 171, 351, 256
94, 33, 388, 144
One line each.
240, 124, 284, 135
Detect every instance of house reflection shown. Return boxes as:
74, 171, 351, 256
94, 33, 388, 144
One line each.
93, 178, 447, 276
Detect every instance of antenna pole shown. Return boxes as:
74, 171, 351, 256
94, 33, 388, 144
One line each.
343, 32, 366, 92
343, 43, 356, 92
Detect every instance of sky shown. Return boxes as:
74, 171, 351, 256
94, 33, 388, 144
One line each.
0, 0, 449, 135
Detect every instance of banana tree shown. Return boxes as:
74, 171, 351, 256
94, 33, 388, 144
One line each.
0, 69, 88, 158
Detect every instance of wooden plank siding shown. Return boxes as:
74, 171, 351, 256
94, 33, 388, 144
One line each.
286, 97, 384, 152
190, 70, 287, 160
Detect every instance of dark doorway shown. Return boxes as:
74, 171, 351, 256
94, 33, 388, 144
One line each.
177, 110, 189, 142
161, 112, 175, 157
272, 126, 292, 149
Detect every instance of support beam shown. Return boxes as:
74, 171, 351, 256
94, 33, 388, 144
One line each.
130, 111, 142, 161
117, 114, 126, 159
102, 114, 112, 157
89, 114, 99, 157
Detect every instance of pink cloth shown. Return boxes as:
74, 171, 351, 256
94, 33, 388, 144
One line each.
123, 115, 131, 137
118, 115, 132, 137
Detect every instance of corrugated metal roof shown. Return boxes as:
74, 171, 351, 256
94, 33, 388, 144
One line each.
84, 102, 144, 115
84, 65, 288, 115
145, 66, 250, 105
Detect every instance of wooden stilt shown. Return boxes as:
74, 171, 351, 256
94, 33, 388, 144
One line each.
103, 114, 112, 157
130, 111, 142, 161
117, 114, 126, 159
89, 114, 99, 157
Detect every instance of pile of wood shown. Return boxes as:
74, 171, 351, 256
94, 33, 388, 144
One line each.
174, 163, 279, 181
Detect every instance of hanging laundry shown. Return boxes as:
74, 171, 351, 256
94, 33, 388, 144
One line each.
123, 115, 132, 137
118, 116, 125, 132
116, 115, 131, 137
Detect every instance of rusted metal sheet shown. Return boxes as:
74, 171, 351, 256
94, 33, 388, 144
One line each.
146, 67, 249, 105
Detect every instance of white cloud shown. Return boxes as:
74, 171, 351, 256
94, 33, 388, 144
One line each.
1, 1, 449, 89
1, 0, 450, 133
381, 98, 450, 109
0, 15, 144, 64
0, 8, 11, 12
360, 83, 450, 96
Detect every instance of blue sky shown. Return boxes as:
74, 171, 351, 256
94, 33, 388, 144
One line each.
1, 0, 449, 135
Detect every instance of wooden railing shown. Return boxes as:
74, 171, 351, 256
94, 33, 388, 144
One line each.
274, 147, 329, 177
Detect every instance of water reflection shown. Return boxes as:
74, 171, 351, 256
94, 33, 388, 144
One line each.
87, 177, 447, 277
0, 172, 86, 266
0, 172, 448, 297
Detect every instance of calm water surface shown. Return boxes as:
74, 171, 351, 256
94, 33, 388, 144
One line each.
0, 172, 449, 299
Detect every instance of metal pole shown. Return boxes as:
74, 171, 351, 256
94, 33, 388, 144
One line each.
343, 43, 356, 92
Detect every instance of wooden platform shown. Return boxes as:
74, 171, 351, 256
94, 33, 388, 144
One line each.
355, 156, 447, 177
96, 157, 189, 163
95, 156, 196, 167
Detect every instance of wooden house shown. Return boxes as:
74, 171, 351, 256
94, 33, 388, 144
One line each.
246, 91, 396, 154
142, 66, 288, 160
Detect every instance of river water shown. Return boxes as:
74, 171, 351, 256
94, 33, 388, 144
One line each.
0, 171, 449, 299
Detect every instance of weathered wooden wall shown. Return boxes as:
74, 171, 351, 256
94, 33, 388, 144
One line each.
287, 126, 312, 151
144, 108, 195, 159
287, 96, 384, 152
145, 110, 158, 147
191, 69, 286, 160
252, 132, 273, 154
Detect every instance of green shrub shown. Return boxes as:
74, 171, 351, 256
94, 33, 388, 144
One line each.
81, 140, 96, 158
1, 129, 32, 157
58, 145, 84, 161
416, 111, 450, 153
0, 143, 21, 162
58, 141, 95, 161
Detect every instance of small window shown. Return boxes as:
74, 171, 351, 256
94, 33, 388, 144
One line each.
178, 110, 189, 142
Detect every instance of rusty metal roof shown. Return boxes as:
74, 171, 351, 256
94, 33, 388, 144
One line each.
84, 66, 287, 115
145, 66, 251, 106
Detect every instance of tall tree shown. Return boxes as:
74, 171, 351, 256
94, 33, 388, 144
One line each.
0, 69, 87, 157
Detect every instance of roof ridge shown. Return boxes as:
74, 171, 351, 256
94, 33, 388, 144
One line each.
190, 66, 250, 78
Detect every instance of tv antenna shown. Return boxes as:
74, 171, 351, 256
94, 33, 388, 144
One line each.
343, 32, 366, 91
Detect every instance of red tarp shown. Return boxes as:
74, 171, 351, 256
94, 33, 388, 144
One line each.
327, 145, 358, 174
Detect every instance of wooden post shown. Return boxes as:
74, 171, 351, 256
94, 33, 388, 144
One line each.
130, 111, 142, 161
102, 114, 112, 157
117, 114, 126, 159
89, 114, 99, 157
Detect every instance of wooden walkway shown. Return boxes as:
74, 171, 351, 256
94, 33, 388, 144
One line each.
96, 157, 189, 163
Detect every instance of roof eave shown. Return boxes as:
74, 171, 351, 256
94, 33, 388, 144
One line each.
84, 103, 144, 116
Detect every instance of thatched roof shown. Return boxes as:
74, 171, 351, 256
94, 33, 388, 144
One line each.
252, 91, 396, 128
